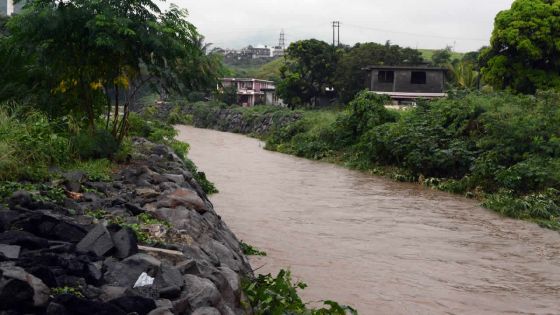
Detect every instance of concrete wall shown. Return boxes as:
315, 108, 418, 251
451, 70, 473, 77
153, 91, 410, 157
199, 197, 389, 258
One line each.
370, 69, 445, 93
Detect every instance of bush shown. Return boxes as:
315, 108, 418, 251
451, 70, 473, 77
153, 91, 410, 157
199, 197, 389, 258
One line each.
72, 129, 120, 160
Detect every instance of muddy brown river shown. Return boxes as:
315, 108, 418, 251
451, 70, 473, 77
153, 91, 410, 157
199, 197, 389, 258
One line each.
176, 125, 560, 315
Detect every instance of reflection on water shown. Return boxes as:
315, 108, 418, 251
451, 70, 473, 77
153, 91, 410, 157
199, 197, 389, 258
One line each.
177, 125, 560, 315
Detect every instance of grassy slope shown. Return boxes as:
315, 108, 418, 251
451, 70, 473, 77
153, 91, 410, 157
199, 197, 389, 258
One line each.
419, 49, 465, 62
225, 58, 284, 82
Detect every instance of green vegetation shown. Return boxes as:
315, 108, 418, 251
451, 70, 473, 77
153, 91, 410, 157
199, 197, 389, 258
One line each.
278, 39, 338, 108
228, 90, 560, 230
51, 286, 84, 298
419, 48, 465, 62
0, 181, 66, 204
243, 270, 357, 315
481, 0, 560, 94
227, 58, 285, 82
0, 107, 73, 181
240, 241, 267, 256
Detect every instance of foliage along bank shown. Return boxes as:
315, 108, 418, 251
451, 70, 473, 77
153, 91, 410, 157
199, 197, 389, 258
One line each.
172, 91, 560, 231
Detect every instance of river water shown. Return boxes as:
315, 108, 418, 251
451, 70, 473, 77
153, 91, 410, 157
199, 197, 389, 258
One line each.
176, 125, 560, 315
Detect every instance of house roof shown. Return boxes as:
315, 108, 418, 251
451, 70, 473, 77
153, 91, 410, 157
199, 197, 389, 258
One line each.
220, 78, 275, 84
373, 91, 447, 99
362, 65, 447, 71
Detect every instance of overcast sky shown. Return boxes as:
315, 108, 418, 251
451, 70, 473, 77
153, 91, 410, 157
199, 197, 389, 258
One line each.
157, 0, 514, 52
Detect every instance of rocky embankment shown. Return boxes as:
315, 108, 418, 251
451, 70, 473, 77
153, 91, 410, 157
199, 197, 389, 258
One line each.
0, 138, 252, 315
160, 102, 301, 136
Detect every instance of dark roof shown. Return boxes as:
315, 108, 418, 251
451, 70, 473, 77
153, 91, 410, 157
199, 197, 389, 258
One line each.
362, 65, 447, 71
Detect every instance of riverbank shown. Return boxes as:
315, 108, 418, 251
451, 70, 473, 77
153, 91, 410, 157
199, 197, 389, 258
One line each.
0, 136, 252, 314
161, 91, 560, 231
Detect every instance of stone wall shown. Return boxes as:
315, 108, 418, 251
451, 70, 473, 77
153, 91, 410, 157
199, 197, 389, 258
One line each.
155, 102, 301, 137
0, 138, 252, 315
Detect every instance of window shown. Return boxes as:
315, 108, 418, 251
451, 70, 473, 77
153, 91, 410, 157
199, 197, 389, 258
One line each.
378, 71, 394, 83
411, 71, 427, 84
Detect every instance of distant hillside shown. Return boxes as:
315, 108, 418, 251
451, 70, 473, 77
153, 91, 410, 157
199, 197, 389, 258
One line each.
225, 58, 284, 82
419, 49, 465, 62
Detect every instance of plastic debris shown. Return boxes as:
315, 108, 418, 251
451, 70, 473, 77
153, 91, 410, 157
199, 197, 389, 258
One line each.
133, 272, 155, 288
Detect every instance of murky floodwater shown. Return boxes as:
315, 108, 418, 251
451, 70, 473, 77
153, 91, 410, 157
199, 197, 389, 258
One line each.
176, 125, 560, 315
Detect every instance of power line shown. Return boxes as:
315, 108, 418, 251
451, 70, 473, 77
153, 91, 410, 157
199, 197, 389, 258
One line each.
343, 23, 487, 42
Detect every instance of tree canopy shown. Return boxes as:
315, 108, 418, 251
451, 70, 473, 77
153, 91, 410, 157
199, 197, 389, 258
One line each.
480, 0, 560, 94
277, 39, 338, 107
0, 0, 222, 140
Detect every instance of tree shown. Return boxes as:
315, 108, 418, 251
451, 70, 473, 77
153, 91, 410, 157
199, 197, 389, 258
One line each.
333, 41, 423, 103
480, 0, 560, 94
447, 61, 479, 90
431, 46, 453, 66
277, 39, 338, 108
1, 0, 219, 141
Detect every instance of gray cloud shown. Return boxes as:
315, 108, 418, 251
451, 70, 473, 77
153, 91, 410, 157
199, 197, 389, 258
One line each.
158, 0, 514, 52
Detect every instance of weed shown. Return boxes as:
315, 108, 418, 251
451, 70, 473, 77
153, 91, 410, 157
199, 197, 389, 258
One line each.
240, 241, 267, 256
51, 286, 84, 298
243, 270, 357, 315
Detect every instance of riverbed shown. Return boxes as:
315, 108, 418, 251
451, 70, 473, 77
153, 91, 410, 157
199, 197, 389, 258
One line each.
177, 125, 560, 315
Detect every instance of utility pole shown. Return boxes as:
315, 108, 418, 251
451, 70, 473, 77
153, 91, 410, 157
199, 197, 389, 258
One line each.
332, 21, 340, 47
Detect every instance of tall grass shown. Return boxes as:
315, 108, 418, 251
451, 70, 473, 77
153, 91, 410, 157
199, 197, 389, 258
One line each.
0, 106, 72, 180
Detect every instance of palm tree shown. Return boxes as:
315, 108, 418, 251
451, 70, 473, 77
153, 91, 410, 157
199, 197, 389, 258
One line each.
448, 61, 479, 90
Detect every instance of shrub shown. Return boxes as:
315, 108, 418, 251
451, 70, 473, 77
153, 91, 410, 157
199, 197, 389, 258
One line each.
72, 129, 119, 160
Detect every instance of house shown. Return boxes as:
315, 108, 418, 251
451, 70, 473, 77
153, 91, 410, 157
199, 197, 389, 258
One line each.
363, 65, 447, 104
0, 0, 25, 16
220, 78, 279, 107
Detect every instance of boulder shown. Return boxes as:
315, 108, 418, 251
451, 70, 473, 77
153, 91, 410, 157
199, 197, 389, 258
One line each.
0, 245, 20, 259
0, 210, 22, 232
0, 230, 49, 249
104, 254, 161, 287
108, 296, 157, 315
62, 171, 87, 192
148, 307, 174, 315
76, 224, 114, 256
0, 265, 50, 307
111, 227, 138, 259
182, 274, 221, 308
155, 264, 183, 289
192, 307, 221, 315
7, 191, 34, 210
0, 278, 34, 310
12, 213, 87, 243
219, 266, 241, 298
156, 188, 207, 213
99, 285, 127, 302
135, 188, 160, 199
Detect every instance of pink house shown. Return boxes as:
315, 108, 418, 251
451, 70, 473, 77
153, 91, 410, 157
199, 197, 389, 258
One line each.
220, 78, 279, 107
